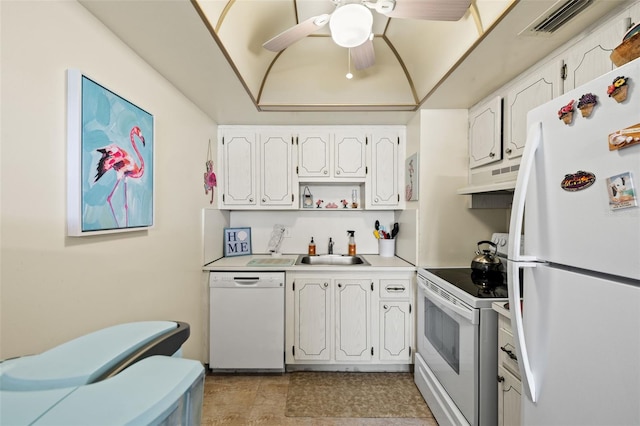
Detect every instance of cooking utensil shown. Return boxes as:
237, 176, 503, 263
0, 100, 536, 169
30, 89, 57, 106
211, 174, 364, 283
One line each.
470, 240, 502, 272
391, 223, 399, 238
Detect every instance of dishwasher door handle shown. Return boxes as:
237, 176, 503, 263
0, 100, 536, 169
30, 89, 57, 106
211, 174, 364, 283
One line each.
233, 277, 261, 285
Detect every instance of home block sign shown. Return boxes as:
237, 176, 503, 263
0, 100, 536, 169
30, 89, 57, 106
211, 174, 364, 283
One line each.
224, 227, 252, 257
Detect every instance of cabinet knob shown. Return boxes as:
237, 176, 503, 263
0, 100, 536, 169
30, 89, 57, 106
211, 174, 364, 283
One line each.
489, 152, 495, 158
505, 148, 512, 154
338, 283, 342, 288
323, 282, 328, 287
336, 170, 340, 175
249, 198, 254, 203
383, 304, 389, 310
375, 198, 379, 202
262, 198, 266, 202
323, 170, 328, 175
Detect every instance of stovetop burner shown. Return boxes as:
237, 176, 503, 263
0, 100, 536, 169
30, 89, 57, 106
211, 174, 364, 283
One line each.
425, 268, 509, 299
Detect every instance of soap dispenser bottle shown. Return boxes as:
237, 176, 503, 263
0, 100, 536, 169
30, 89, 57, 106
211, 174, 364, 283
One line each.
308, 237, 316, 255
347, 230, 356, 256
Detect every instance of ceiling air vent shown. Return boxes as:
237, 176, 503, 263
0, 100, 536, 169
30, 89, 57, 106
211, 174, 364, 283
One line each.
520, 0, 594, 37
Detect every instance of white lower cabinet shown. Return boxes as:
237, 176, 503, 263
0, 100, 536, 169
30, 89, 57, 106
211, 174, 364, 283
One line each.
335, 279, 372, 362
293, 278, 331, 361
379, 301, 411, 362
287, 272, 414, 367
493, 302, 522, 426
498, 365, 522, 426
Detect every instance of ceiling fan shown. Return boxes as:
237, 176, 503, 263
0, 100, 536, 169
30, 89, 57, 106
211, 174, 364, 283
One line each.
262, 0, 471, 71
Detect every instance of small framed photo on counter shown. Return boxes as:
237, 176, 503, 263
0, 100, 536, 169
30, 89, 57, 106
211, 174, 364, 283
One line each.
224, 227, 252, 257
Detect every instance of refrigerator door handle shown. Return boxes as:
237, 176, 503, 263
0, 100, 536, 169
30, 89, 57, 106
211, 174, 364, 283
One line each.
508, 121, 541, 263
508, 260, 538, 403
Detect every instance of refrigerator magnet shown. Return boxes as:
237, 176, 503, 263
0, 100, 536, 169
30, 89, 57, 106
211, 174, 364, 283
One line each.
561, 171, 595, 192
607, 76, 629, 103
606, 172, 638, 210
557, 100, 575, 125
608, 123, 640, 151
577, 93, 597, 118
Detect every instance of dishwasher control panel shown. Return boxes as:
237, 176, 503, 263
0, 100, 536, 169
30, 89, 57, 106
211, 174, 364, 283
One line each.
208, 272, 284, 288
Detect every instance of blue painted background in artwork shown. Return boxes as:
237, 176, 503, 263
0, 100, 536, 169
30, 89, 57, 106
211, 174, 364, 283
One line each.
80, 76, 154, 231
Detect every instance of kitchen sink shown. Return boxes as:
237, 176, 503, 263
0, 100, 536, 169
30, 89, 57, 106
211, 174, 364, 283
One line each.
295, 254, 370, 266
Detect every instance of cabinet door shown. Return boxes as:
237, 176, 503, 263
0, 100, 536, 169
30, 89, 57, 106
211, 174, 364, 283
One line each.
505, 60, 562, 160
293, 278, 331, 361
562, 16, 626, 91
368, 130, 400, 208
259, 132, 295, 208
335, 279, 372, 361
379, 301, 411, 362
297, 132, 331, 178
334, 131, 367, 179
469, 96, 502, 169
498, 365, 522, 426
220, 131, 256, 206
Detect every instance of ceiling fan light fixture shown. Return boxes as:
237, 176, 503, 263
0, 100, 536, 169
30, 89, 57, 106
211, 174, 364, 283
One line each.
330, 3, 373, 48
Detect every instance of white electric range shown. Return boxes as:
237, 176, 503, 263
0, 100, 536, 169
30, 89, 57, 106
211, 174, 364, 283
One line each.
414, 233, 519, 426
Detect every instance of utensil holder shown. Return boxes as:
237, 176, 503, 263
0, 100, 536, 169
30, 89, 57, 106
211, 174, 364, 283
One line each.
378, 239, 395, 258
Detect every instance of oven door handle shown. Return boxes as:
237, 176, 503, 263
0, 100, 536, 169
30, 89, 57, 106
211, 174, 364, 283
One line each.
418, 279, 479, 325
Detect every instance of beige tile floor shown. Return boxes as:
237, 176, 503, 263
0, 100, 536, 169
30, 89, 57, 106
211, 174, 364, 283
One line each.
201, 373, 438, 425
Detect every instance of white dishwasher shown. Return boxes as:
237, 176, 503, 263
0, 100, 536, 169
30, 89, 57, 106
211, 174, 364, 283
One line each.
209, 271, 284, 371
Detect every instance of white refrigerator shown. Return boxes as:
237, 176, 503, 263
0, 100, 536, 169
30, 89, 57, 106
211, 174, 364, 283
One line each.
507, 57, 640, 425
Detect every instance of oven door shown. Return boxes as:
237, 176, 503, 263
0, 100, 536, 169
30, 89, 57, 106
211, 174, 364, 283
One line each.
417, 275, 479, 424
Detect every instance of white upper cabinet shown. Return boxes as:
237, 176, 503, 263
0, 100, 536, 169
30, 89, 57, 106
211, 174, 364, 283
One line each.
297, 131, 331, 179
220, 130, 257, 207
563, 12, 631, 91
220, 125, 405, 210
504, 60, 562, 160
259, 132, 296, 207
334, 131, 367, 179
468, 96, 503, 169
367, 127, 405, 209
297, 130, 367, 181
219, 127, 296, 210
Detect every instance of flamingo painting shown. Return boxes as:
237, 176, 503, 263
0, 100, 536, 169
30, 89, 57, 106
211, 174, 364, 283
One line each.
94, 126, 146, 227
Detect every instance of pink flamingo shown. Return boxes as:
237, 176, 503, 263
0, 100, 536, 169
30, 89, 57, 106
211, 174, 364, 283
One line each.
94, 126, 145, 227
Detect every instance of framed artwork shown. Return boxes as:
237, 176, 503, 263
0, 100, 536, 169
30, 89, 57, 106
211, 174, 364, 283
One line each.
67, 69, 154, 236
224, 227, 252, 257
405, 153, 419, 201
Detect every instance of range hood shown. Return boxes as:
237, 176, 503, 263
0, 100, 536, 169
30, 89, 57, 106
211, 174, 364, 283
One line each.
457, 180, 517, 194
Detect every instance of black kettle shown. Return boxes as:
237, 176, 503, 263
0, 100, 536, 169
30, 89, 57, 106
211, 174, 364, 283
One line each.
471, 240, 502, 272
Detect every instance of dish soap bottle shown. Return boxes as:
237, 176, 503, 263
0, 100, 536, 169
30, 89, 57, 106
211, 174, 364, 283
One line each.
308, 237, 316, 255
347, 230, 356, 256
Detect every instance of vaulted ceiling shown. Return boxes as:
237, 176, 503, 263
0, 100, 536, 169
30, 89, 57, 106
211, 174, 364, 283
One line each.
80, 0, 630, 124
193, 0, 514, 112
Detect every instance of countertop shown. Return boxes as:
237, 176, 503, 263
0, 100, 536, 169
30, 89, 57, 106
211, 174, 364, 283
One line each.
492, 300, 511, 318
203, 254, 416, 272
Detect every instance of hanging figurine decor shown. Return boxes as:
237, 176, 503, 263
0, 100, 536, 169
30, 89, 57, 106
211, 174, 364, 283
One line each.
204, 139, 217, 204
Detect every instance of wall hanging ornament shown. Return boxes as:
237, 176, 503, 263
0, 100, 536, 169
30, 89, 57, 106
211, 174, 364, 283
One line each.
204, 139, 217, 204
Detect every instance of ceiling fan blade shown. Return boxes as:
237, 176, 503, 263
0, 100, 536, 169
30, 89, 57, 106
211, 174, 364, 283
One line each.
384, 0, 471, 21
263, 14, 330, 52
351, 38, 375, 70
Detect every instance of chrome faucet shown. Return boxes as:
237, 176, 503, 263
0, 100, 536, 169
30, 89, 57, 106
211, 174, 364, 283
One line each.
328, 237, 334, 254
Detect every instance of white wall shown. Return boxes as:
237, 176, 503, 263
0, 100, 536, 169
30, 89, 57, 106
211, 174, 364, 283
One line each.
416, 110, 506, 267
0, 1, 216, 361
